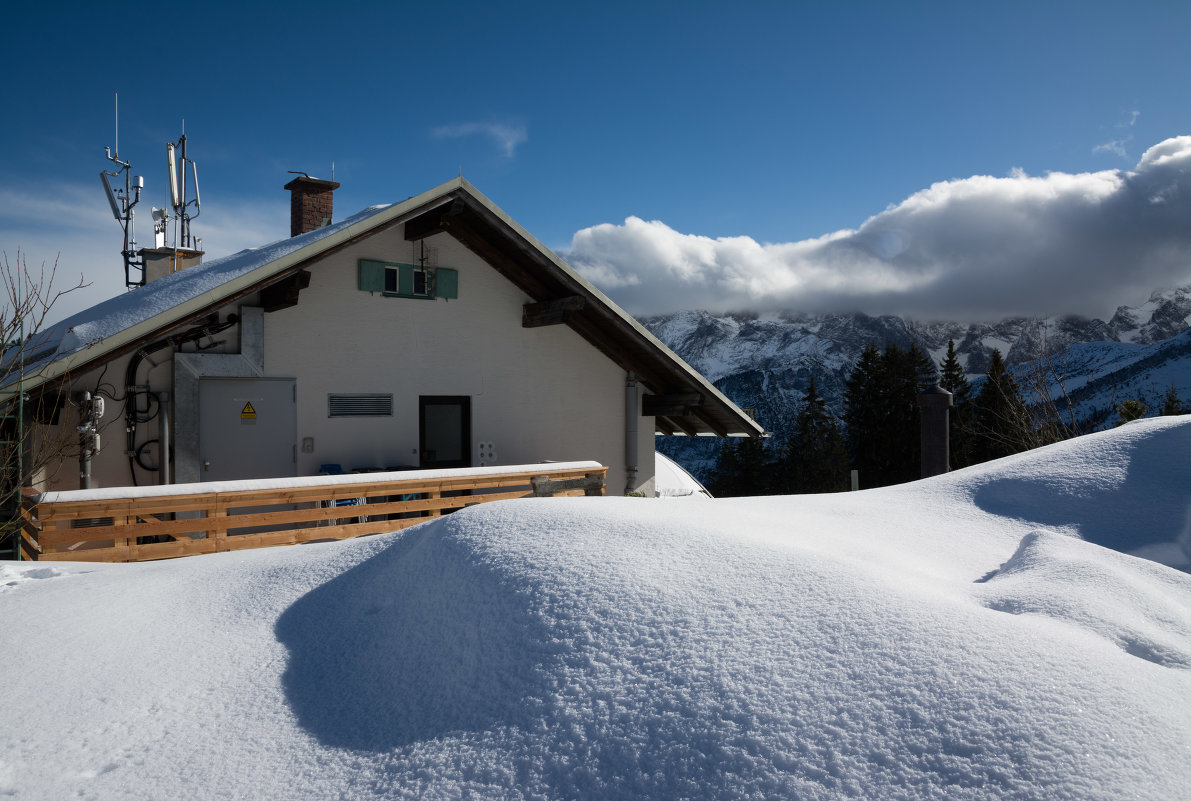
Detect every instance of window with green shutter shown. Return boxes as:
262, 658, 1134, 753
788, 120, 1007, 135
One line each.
358, 259, 456, 300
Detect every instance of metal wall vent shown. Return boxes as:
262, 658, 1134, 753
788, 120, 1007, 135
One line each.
328, 393, 394, 417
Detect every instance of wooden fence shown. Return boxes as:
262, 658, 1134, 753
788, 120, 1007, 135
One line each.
20, 462, 607, 563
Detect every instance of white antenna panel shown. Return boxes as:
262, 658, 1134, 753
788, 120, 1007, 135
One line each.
166, 143, 179, 208
100, 172, 121, 221
191, 161, 200, 209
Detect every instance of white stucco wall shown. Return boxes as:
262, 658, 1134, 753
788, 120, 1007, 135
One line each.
262, 225, 653, 495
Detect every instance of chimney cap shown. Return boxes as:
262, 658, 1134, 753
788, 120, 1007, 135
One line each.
284, 175, 341, 192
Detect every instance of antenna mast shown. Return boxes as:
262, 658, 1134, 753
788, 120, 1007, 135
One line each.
99, 101, 204, 288
100, 92, 145, 288
168, 128, 201, 250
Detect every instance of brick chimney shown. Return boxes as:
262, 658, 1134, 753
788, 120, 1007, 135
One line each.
283, 175, 341, 237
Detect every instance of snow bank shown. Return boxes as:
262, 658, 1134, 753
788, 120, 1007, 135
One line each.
1, 420, 1188, 800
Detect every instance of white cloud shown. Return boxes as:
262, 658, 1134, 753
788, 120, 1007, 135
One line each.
563, 136, 1191, 322
431, 121, 528, 158
1093, 137, 1132, 159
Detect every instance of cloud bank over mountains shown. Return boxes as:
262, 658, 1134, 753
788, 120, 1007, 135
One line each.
565, 137, 1191, 322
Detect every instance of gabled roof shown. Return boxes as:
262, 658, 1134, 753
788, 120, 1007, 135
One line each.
15, 179, 764, 438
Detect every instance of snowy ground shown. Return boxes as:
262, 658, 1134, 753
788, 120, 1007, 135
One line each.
2, 418, 1189, 800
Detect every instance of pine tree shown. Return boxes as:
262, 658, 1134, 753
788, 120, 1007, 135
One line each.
880, 344, 924, 485
1114, 398, 1148, 426
779, 377, 849, 493
910, 343, 939, 391
844, 343, 935, 488
972, 349, 1033, 462
1161, 382, 1186, 416
938, 339, 975, 469
708, 436, 770, 497
844, 343, 885, 489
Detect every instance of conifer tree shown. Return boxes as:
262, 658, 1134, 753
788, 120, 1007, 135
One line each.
708, 436, 770, 497
910, 343, 939, 391
844, 343, 936, 488
972, 349, 1033, 462
1160, 382, 1186, 416
1114, 398, 1148, 426
880, 344, 925, 485
938, 339, 975, 469
844, 343, 885, 489
779, 377, 849, 493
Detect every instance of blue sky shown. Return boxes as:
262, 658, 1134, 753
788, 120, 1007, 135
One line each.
1, 1, 1188, 324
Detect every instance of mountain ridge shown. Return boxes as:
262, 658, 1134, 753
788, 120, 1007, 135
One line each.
645, 286, 1191, 481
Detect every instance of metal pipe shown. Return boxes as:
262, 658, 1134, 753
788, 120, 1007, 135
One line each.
625, 372, 639, 495
79, 391, 92, 490
158, 391, 171, 485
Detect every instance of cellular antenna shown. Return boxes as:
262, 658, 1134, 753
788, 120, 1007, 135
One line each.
98, 99, 206, 288
168, 131, 201, 249
101, 91, 145, 288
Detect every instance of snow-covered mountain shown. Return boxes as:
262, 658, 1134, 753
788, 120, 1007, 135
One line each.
645, 286, 1191, 480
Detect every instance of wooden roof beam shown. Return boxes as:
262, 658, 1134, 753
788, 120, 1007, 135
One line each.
523, 296, 586, 327
260, 270, 311, 313
642, 392, 703, 418
663, 415, 701, 437
403, 197, 465, 241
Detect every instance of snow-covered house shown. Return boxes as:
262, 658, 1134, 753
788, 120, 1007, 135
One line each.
14, 177, 763, 497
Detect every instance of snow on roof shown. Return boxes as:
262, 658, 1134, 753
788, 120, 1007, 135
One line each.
18, 203, 392, 377
2, 381, 1188, 800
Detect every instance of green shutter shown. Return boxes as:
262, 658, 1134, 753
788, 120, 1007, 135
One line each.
434, 268, 458, 299
397, 264, 415, 295
358, 259, 386, 292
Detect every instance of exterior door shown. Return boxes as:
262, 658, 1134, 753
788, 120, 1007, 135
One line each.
199, 378, 296, 481
419, 396, 470, 469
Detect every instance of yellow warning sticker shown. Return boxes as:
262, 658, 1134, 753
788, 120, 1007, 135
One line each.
241, 401, 257, 420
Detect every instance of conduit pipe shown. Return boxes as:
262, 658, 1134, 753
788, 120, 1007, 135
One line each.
158, 391, 171, 485
625, 372, 639, 495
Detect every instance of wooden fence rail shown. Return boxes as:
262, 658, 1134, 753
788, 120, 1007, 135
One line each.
21, 462, 607, 563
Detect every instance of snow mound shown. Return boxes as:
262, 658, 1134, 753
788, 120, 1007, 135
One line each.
977, 528, 1191, 669
955, 415, 1191, 567
2, 419, 1189, 799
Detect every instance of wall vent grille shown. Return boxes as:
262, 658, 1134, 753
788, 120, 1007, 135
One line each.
328, 393, 393, 418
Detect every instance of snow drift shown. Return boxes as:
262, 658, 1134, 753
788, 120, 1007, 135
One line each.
2, 418, 1189, 800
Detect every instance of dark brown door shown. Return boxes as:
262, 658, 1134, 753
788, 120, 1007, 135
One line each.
419, 396, 470, 469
